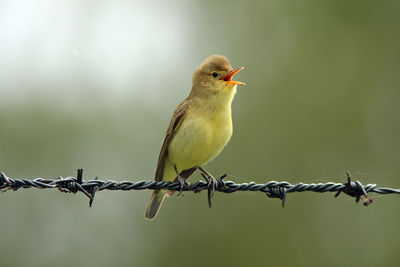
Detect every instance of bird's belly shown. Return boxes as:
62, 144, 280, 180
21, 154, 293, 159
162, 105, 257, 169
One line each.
168, 114, 232, 171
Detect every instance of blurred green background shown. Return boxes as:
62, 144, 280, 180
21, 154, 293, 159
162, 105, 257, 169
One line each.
1, 0, 399, 266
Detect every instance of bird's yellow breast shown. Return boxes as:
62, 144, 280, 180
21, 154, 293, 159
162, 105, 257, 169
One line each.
167, 104, 233, 172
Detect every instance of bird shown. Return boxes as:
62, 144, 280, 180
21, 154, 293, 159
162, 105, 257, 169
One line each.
145, 55, 245, 220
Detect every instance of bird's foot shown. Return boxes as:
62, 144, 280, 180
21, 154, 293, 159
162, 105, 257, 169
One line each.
177, 175, 190, 196
198, 167, 218, 196
200, 173, 218, 208
198, 167, 220, 208
203, 174, 218, 196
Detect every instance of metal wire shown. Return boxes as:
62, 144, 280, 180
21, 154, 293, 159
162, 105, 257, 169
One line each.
0, 169, 399, 207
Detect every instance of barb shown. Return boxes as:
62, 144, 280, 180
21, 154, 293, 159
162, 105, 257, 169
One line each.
0, 170, 399, 208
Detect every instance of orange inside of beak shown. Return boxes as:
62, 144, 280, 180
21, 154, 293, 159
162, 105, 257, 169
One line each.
221, 67, 245, 85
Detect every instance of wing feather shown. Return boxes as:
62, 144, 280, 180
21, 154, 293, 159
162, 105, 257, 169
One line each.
155, 99, 191, 181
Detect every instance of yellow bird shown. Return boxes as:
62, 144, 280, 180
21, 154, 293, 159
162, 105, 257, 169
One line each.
145, 55, 245, 220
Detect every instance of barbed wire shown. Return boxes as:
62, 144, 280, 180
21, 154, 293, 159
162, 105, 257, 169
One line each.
0, 169, 399, 208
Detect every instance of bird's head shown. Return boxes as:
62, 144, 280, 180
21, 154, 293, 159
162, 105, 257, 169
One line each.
192, 55, 244, 95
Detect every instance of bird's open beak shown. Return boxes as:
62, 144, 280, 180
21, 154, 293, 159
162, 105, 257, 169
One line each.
221, 67, 245, 85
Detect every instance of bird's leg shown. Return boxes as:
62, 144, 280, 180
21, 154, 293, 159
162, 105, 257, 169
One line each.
198, 167, 218, 196
174, 165, 190, 196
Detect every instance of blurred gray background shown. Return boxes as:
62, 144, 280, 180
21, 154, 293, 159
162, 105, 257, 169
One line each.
1, 0, 399, 266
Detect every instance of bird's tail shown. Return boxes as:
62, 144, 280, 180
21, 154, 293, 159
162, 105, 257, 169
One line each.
145, 190, 167, 220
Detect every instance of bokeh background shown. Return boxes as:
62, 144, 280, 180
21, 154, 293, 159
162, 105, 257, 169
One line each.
1, 0, 399, 266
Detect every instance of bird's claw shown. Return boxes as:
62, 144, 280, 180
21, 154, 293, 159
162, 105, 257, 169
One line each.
203, 174, 218, 196
201, 173, 218, 208
198, 168, 220, 208
177, 175, 190, 196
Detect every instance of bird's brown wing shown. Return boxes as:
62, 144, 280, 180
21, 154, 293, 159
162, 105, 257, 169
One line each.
155, 99, 191, 181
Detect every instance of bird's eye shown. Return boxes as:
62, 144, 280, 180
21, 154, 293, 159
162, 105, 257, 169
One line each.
211, 72, 218, 78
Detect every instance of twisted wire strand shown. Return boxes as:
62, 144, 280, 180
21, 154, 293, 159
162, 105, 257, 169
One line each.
0, 170, 399, 207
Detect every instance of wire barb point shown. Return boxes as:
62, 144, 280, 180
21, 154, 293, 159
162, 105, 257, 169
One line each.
334, 171, 374, 206
77, 169, 83, 184
266, 186, 287, 207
